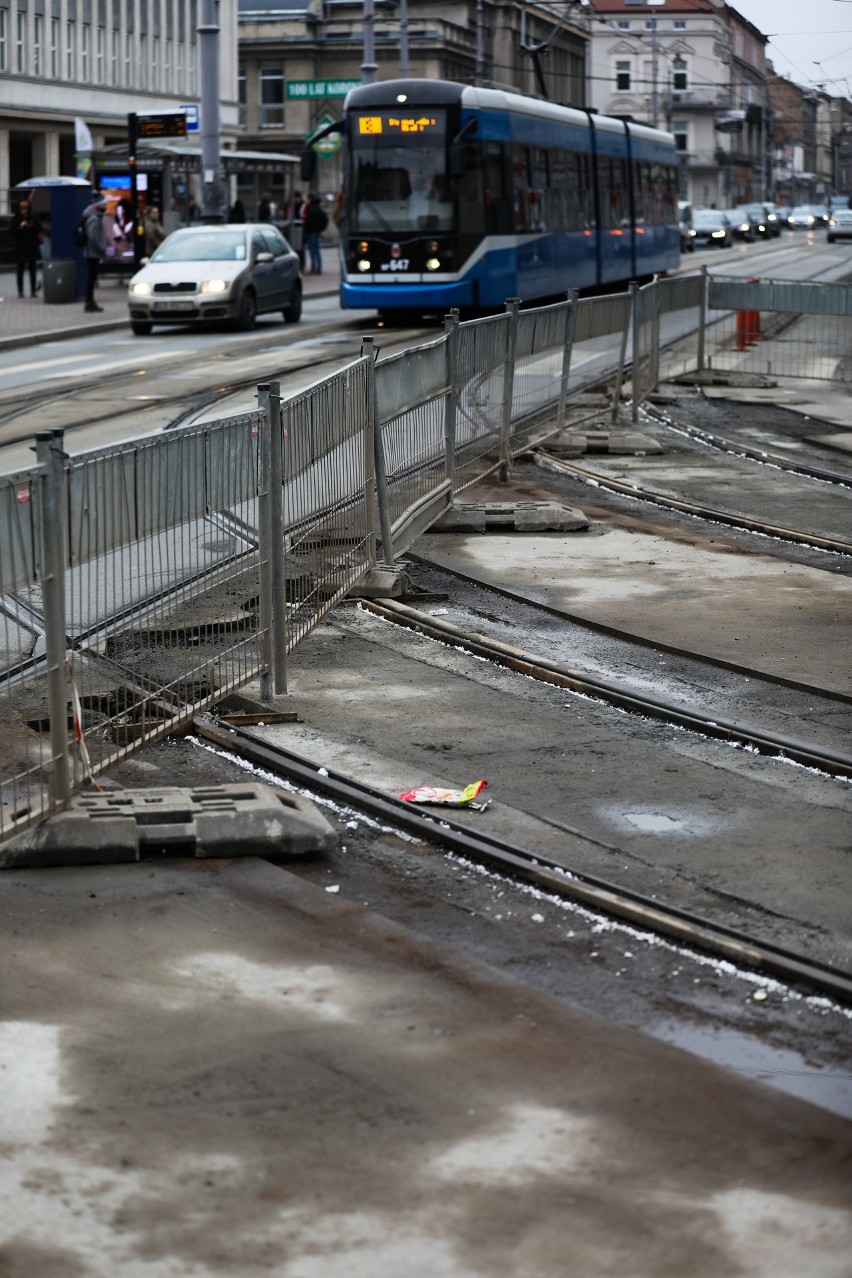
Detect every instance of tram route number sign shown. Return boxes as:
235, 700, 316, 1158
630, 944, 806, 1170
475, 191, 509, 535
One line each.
287, 79, 361, 101
137, 112, 188, 139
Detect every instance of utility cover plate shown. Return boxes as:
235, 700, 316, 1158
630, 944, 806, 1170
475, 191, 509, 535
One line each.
1, 784, 337, 869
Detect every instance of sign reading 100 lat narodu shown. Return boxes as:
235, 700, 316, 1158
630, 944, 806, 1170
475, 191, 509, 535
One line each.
286, 79, 361, 100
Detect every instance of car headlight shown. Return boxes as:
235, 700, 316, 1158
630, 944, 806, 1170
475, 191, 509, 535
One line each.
201, 279, 229, 294
711, 229, 725, 238
130, 281, 152, 296
688, 228, 696, 237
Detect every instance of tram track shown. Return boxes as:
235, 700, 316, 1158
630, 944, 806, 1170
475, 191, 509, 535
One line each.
193, 714, 852, 1008
534, 451, 852, 556
353, 597, 852, 777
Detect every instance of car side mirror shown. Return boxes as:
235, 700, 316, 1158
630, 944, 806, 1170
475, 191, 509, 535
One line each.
255, 251, 274, 264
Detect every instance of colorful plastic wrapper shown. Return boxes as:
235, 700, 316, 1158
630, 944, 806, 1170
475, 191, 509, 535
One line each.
399, 780, 488, 808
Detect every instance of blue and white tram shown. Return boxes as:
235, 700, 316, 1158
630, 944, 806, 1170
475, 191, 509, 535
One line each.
338, 79, 680, 314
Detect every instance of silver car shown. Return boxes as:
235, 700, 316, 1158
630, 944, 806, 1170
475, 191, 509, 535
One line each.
827, 208, 852, 242
127, 223, 302, 335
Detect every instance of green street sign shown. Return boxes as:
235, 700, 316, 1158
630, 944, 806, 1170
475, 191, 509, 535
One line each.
287, 79, 360, 101
308, 114, 343, 159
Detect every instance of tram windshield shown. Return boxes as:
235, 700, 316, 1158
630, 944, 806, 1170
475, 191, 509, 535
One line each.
348, 109, 452, 234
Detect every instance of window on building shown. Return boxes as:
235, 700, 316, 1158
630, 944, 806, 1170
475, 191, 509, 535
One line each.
673, 57, 688, 92
152, 37, 160, 90
34, 14, 43, 75
238, 70, 246, 127
0, 9, 7, 73
176, 42, 184, 88
164, 40, 171, 91
616, 60, 631, 92
96, 26, 104, 82
125, 32, 132, 85
673, 20, 687, 29
140, 34, 147, 88
615, 20, 630, 29
644, 19, 656, 30
66, 21, 76, 79
260, 67, 284, 128
51, 17, 59, 76
16, 10, 25, 73
111, 29, 118, 85
188, 45, 196, 94
81, 24, 90, 80
673, 120, 688, 152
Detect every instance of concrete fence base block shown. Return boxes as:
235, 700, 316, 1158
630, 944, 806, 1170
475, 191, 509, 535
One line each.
350, 563, 411, 598
0, 783, 338, 869
433, 502, 588, 533
546, 430, 664, 457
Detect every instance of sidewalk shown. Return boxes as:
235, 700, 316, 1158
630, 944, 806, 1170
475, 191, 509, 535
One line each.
0, 266, 339, 352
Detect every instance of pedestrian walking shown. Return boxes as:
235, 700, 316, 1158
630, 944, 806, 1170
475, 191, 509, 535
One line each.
142, 205, 167, 257
303, 194, 328, 275
11, 198, 43, 298
82, 197, 108, 313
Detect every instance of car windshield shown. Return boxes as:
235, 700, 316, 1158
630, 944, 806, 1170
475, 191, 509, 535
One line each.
791, 207, 814, 216
694, 212, 725, 226
153, 231, 247, 262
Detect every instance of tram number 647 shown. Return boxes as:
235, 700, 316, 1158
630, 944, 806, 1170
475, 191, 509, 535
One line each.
381, 260, 410, 272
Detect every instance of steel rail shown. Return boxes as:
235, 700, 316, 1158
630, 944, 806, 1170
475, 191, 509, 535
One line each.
644, 408, 852, 487
536, 453, 852, 556
355, 598, 852, 779
194, 715, 852, 1006
407, 557, 852, 707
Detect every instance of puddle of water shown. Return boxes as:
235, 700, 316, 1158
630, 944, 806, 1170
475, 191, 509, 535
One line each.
623, 812, 685, 833
649, 1019, 852, 1119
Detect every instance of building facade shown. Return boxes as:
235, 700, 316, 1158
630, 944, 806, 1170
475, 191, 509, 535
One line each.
0, 0, 239, 201
587, 0, 768, 208
235, 0, 589, 214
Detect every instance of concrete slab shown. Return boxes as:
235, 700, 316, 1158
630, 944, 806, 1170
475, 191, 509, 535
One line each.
1, 857, 850, 1277
416, 527, 852, 695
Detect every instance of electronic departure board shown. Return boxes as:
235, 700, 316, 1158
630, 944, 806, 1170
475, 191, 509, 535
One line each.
356, 115, 440, 136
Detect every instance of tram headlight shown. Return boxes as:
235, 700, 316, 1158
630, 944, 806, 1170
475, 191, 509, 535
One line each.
130, 280, 152, 295
426, 257, 441, 271
357, 259, 371, 272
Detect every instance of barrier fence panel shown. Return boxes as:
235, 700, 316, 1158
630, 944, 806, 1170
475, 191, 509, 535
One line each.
453, 311, 512, 493
0, 465, 57, 842
704, 277, 852, 382
281, 357, 375, 652
375, 334, 454, 556
569, 293, 632, 414
655, 274, 707, 385
510, 301, 573, 449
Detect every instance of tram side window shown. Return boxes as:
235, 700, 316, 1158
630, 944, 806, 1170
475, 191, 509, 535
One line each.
482, 141, 511, 234
529, 147, 549, 231
511, 144, 531, 232
549, 150, 569, 231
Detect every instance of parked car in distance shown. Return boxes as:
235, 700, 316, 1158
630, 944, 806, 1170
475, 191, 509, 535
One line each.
772, 206, 792, 228
827, 208, 852, 242
127, 223, 302, 335
723, 208, 757, 242
690, 209, 732, 248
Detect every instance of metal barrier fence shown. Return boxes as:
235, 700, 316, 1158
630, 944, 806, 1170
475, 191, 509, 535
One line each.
2, 270, 849, 842
703, 277, 852, 383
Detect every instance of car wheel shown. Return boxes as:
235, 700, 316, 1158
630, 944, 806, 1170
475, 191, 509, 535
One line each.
131, 320, 153, 336
828, 235, 835, 244
236, 289, 257, 331
283, 282, 302, 323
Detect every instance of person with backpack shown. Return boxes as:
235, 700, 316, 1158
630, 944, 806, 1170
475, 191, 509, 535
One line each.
79, 197, 108, 313
303, 193, 328, 275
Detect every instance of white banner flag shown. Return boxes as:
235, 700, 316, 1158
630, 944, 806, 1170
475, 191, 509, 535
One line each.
75, 117, 93, 153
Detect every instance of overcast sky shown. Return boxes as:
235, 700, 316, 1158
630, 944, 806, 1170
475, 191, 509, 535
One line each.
729, 0, 852, 95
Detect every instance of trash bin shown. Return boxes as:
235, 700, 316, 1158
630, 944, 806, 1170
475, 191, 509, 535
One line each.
42, 259, 77, 304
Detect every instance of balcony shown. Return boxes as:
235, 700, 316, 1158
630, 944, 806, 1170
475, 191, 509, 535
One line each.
669, 90, 731, 111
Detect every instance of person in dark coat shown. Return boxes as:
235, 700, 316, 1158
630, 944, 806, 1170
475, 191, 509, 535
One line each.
11, 198, 43, 298
82, 197, 108, 312
303, 194, 328, 274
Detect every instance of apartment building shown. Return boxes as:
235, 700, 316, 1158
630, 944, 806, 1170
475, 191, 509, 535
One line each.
235, 0, 589, 213
587, 0, 768, 207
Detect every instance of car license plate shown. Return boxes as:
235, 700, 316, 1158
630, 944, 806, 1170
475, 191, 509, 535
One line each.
154, 300, 194, 312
